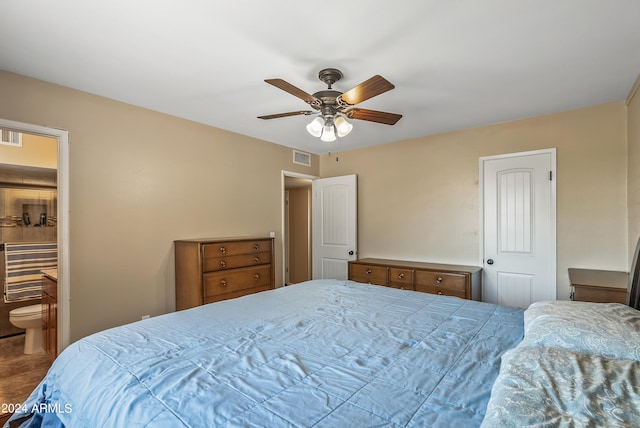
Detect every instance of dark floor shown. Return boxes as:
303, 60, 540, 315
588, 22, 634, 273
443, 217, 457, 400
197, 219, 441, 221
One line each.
0, 334, 51, 423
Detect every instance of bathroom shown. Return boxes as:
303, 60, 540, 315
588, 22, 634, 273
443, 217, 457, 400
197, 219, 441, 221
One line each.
0, 130, 58, 421
0, 128, 58, 337
0, 182, 58, 337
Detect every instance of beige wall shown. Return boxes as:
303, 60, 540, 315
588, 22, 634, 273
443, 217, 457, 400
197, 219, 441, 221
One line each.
628, 76, 640, 263
320, 102, 628, 300
1, 67, 634, 341
0, 134, 57, 168
0, 71, 319, 341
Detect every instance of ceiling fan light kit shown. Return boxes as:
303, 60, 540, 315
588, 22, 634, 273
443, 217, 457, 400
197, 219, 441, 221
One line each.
306, 116, 324, 137
259, 68, 402, 142
313, 112, 348, 141
334, 116, 353, 137
320, 121, 337, 142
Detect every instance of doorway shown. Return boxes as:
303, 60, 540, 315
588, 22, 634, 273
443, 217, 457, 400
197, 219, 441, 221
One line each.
282, 172, 359, 284
0, 118, 69, 351
282, 171, 316, 285
480, 148, 557, 308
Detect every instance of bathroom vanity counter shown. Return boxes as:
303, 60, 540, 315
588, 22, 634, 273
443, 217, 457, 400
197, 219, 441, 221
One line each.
41, 269, 58, 281
41, 269, 57, 360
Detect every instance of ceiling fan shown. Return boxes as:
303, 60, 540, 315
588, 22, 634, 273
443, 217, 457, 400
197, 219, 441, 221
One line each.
258, 68, 402, 141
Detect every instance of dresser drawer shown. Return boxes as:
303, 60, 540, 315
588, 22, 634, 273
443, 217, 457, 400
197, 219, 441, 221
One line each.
416, 285, 466, 299
389, 268, 414, 290
204, 285, 272, 304
204, 265, 271, 299
415, 271, 466, 290
415, 271, 466, 298
203, 240, 270, 258
349, 264, 388, 286
203, 251, 271, 272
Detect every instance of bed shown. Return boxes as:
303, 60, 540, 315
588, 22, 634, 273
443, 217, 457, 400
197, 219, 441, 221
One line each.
6, 270, 640, 427
7, 279, 523, 427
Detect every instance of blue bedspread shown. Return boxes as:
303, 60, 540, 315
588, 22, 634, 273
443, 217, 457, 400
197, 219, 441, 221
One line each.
7, 279, 523, 427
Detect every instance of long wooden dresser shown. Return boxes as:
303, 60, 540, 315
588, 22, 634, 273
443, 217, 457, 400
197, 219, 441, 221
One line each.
348, 258, 482, 301
175, 236, 275, 311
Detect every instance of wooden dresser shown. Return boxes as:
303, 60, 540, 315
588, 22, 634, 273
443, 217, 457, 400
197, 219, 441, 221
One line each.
569, 268, 628, 304
175, 237, 275, 311
41, 269, 57, 360
348, 258, 482, 301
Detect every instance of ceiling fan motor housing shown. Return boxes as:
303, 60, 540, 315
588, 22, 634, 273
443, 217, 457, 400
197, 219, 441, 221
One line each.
312, 90, 342, 118
318, 68, 343, 89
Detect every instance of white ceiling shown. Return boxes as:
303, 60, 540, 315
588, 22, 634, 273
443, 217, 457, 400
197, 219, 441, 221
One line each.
2, 1, 640, 155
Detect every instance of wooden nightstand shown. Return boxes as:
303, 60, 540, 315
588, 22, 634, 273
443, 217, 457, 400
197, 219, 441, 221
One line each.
568, 268, 628, 304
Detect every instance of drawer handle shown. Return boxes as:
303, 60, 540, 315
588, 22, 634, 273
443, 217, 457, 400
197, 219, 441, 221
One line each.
398, 273, 405, 279
366, 269, 372, 274
219, 247, 226, 254
253, 244, 260, 250
220, 261, 226, 268
436, 276, 443, 283
254, 274, 260, 280
253, 257, 259, 263
220, 280, 227, 287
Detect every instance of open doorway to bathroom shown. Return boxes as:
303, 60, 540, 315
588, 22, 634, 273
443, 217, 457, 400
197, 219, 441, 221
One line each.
0, 132, 58, 338
0, 130, 58, 424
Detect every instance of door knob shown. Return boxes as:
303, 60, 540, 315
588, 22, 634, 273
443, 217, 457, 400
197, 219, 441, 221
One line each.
348, 250, 354, 256
487, 259, 494, 265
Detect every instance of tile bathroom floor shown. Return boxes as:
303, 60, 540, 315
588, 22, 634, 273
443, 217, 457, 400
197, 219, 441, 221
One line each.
0, 334, 51, 424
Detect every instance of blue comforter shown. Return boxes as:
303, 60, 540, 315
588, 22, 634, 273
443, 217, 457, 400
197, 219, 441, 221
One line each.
7, 279, 523, 427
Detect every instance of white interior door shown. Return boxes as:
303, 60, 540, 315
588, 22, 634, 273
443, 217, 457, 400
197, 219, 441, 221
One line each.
312, 174, 357, 279
481, 149, 556, 308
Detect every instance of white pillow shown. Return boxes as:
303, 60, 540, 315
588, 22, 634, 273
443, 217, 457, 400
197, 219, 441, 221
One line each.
521, 300, 640, 360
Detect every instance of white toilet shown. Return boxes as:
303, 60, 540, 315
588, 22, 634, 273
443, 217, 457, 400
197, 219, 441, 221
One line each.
9, 304, 45, 354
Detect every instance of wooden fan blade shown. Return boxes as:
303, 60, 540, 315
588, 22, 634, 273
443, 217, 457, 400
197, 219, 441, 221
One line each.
265, 79, 319, 104
339, 75, 395, 105
258, 111, 314, 120
346, 108, 402, 125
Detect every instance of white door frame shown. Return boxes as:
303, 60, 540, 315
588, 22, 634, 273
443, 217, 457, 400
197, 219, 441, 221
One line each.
0, 118, 70, 352
479, 148, 557, 301
281, 170, 318, 286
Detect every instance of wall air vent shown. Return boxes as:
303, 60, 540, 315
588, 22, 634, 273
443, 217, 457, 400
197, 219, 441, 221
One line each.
0, 129, 22, 147
293, 149, 311, 167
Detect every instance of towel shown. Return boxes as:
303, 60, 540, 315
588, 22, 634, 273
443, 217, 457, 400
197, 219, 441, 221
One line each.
3, 242, 57, 302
